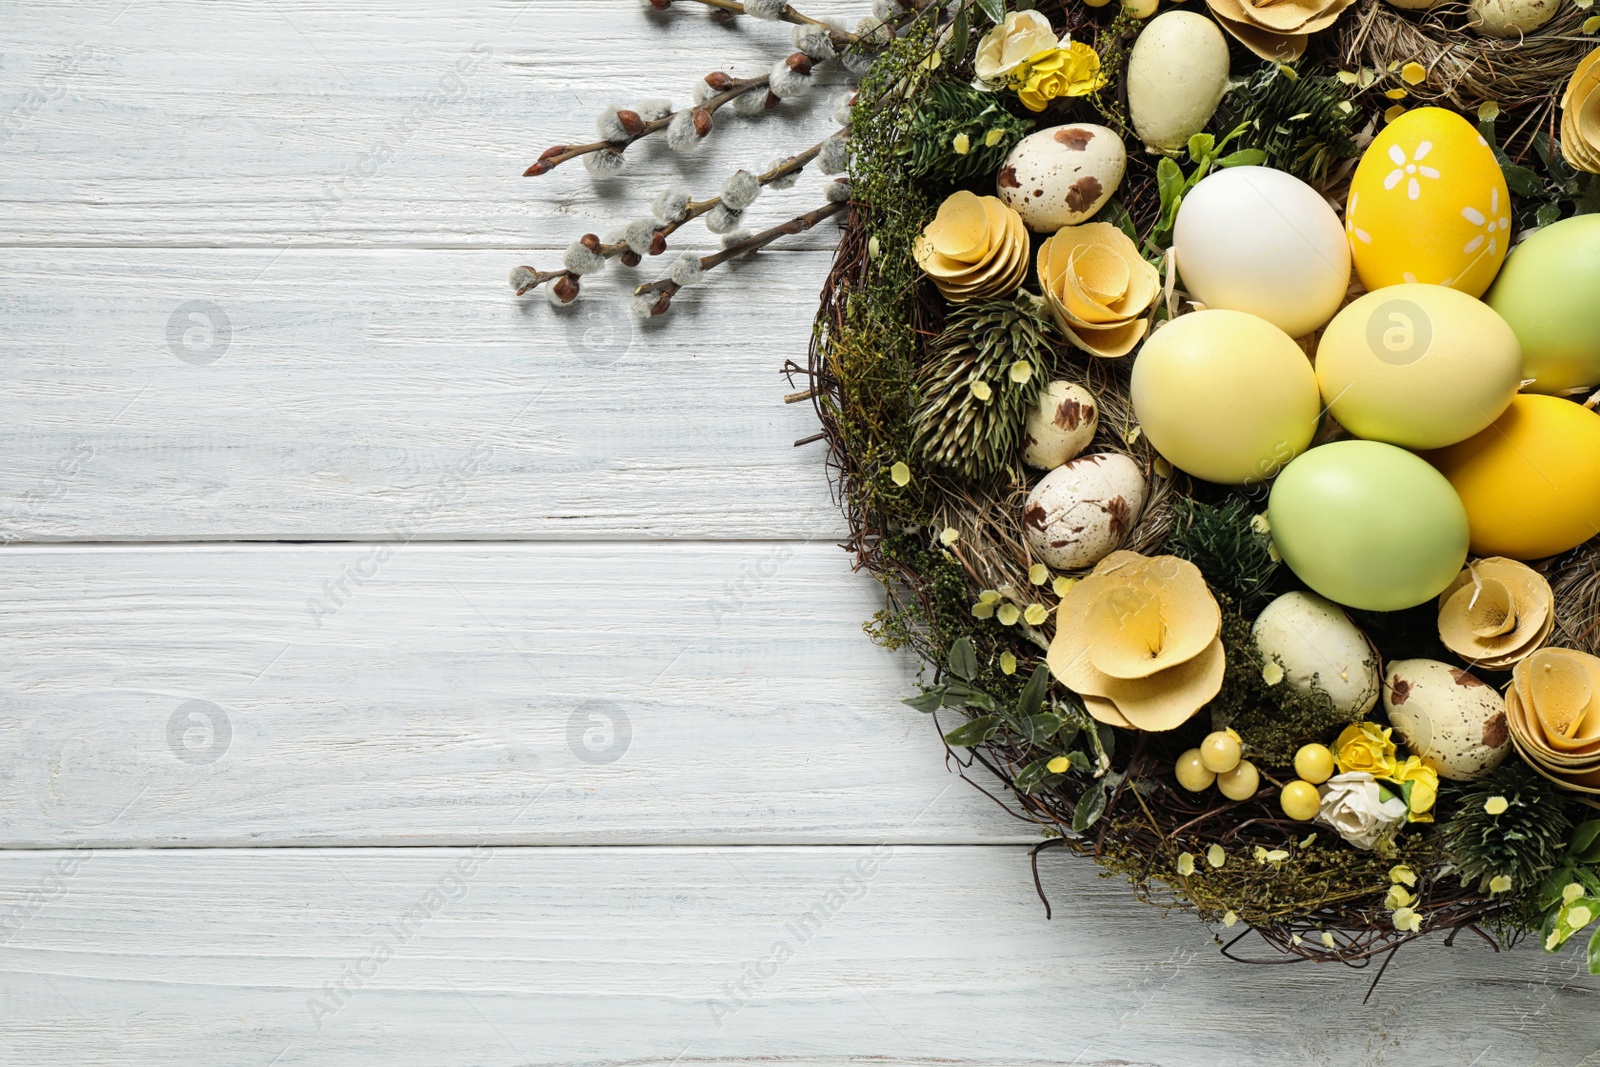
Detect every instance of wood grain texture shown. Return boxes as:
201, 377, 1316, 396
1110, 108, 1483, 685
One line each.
0, 542, 1031, 847
0, 249, 845, 542
2, 846, 1594, 1067
0, 0, 861, 249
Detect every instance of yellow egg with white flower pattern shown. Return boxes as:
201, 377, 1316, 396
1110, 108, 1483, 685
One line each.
1345, 107, 1511, 299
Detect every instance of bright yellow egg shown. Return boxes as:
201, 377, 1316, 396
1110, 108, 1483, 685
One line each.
1426, 395, 1600, 560
1345, 107, 1511, 299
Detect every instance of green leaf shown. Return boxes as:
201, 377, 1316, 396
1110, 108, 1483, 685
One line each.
1066, 749, 1091, 773
944, 714, 1000, 748
974, 0, 1006, 23
1021, 712, 1065, 745
950, 3, 969, 67
1570, 820, 1600, 861
1013, 757, 1061, 794
1155, 157, 1184, 213
941, 681, 1000, 713
1217, 148, 1267, 168
1543, 904, 1566, 953
1590, 923, 1600, 975
902, 687, 947, 714
1072, 782, 1108, 832
1536, 202, 1563, 229
948, 637, 978, 682
1017, 664, 1050, 719
1503, 164, 1544, 198
1577, 867, 1600, 897
1096, 722, 1116, 763
1187, 133, 1216, 161
1538, 864, 1578, 910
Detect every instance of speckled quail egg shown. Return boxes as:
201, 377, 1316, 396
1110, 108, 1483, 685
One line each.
996, 125, 1126, 233
1022, 381, 1100, 471
1383, 659, 1512, 781
1023, 453, 1147, 570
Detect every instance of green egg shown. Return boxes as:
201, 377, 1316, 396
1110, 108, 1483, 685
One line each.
1486, 214, 1600, 395
1267, 441, 1469, 612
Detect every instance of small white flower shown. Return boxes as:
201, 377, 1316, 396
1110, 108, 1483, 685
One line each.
669, 253, 705, 288
652, 187, 692, 225
563, 241, 606, 276
1382, 140, 1441, 202
705, 204, 743, 234
769, 58, 811, 99
721, 169, 763, 212
855, 14, 892, 45
1346, 191, 1373, 246
1461, 187, 1511, 258
872, 0, 905, 17
744, 0, 785, 19
582, 148, 627, 176
1316, 772, 1408, 851
508, 266, 537, 293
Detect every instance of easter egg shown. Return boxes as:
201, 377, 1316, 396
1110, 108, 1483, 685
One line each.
1486, 214, 1600, 394
997, 125, 1126, 233
1126, 12, 1231, 155
1174, 166, 1350, 338
1268, 441, 1470, 611
1130, 310, 1321, 485
1315, 284, 1522, 449
1426, 395, 1600, 559
1345, 107, 1511, 299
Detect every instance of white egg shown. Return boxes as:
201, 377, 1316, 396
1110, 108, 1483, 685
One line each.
1022, 381, 1100, 470
1173, 167, 1351, 339
996, 125, 1126, 233
1253, 591, 1380, 717
1023, 453, 1146, 570
1127, 12, 1231, 155
1384, 659, 1512, 781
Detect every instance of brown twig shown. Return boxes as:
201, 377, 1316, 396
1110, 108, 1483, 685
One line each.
664, 0, 862, 46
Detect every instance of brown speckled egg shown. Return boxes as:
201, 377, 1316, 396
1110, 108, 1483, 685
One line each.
996, 125, 1126, 233
1383, 658, 1511, 781
1023, 453, 1146, 570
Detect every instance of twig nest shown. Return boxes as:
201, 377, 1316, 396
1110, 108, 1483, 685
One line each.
1506, 649, 1600, 791
1470, 0, 1560, 37
1252, 591, 1380, 718
913, 191, 1029, 303
1205, 0, 1355, 61
1023, 453, 1146, 569
1384, 659, 1511, 782
996, 126, 1126, 233
1046, 551, 1224, 731
1037, 223, 1161, 358
1560, 48, 1600, 174
1437, 558, 1554, 671
1126, 13, 1231, 154
1022, 381, 1099, 470
1384, 0, 1443, 8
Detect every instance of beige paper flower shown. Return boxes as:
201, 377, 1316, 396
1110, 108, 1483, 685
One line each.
1037, 223, 1160, 359
1505, 648, 1600, 793
1046, 551, 1224, 731
1560, 47, 1600, 175
913, 190, 1030, 304
974, 10, 1061, 90
1437, 558, 1554, 671
1205, 0, 1357, 61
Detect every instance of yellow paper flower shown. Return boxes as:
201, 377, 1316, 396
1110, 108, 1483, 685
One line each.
1013, 43, 1107, 112
974, 10, 1060, 89
1333, 721, 1398, 778
1386, 756, 1438, 822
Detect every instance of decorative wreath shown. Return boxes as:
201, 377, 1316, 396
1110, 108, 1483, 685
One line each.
517, 0, 1600, 975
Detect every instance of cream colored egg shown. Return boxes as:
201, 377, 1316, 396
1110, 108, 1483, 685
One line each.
1127, 12, 1231, 155
1315, 283, 1522, 450
1470, 0, 1559, 37
1022, 381, 1100, 470
1345, 107, 1511, 299
1174, 166, 1351, 338
1253, 591, 1380, 717
1023, 453, 1147, 570
1383, 658, 1511, 781
998, 126, 1127, 233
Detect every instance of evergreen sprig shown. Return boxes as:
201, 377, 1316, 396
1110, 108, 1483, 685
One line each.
1216, 63, 1359, 187
1442, 763, 1574, 898
1165, 497, 1280, 615
896, 79, 1033, 183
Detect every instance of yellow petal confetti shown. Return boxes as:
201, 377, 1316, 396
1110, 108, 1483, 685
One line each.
1321, 931, 1336, 949
920, 50, 942, 71
1586, 14, 1600, 32
1336, 70, 1358, 85
1206, 844, 1226, 868
971, 602, 995, 619
1262, 661, 1285, 686
1291, 933, 1303, 946
952, 131, 971, 155
1386, 60, 1400, 72
1265, 849, 1289, 863
1251, 513, 1272, 535
980, 589, 1002, 606
997, 603, 1021, 626
1154, 457, 1173, 480
1124, 425, 1143, 445
1009, 360, 1034, 384
1000, 651, 1017, 675
1300, 832, 1317, 848
939, 527, 960, 546
868, 235, 881, 259
1384, 88, 1408, 100
1569, 904, 1594, 928
1253, 846, 1269, 864
984, 128, 1006, 148
1478, 100, 1501, 123
1384, 104, 1406, 123
1547, 929, 1563, 951
1047, 755, 1069, 773
1177, 852, 1196, 876
1489, 874, 1514, 894
1391, 906, 1423, 933
1389, 865, 1417, 887
1485, 796, 1509, 816
890, 461, 910, 486
970, 380, 993, 402
1029, 563, 1049, 586
1385, 885, 1414, 910
1223, 910, 1239, 928
1401, 62, 1426, 85
1564, 882, 1586, 905
1023, 603, 1049, 626
1051, 576, 1078, 597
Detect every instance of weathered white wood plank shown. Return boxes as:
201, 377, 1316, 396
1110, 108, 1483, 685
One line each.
0, 249, 846, 541
1, 846, 1593, 1067
0, 0, 861, 249
0, 542, 1032, 847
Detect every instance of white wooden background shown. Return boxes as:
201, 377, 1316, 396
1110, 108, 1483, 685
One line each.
1, 2, 1597, 1064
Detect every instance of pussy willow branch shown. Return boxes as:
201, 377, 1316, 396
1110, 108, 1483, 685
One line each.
664, 0, 862, 45
512, 141, 830, 297
633, 199, 848, 315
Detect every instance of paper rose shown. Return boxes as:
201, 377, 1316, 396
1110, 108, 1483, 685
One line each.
974, 10, 1060, 90
1037, 223, 1161, 359
1437, 557, 1553, 671
1204, 0, 1357, 62
1505, 648, 1600, 792
1333, 721, 1398, 778
1046, 551, 1224, 732
913, 190, 1029, 303
1560, 47, 1600, 175
1014, 43, 1107, 113
1388, 756, 1439, 823
1316, 772, 1409, 851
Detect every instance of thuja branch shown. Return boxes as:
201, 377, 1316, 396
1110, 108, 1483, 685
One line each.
633, 199, 849, 317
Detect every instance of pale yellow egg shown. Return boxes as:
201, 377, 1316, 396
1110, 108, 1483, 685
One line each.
1345, 107, 1511, 299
